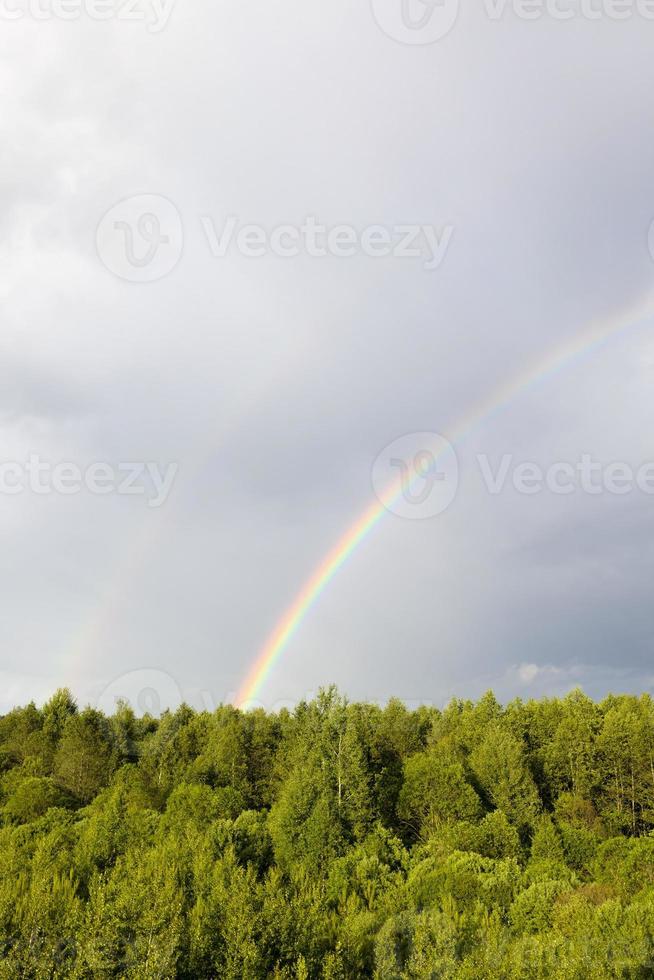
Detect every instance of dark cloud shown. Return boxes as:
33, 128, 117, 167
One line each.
1, 5, 653, 711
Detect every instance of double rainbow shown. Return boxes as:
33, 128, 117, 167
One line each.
235, 296, 654, 707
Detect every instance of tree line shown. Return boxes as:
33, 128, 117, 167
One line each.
1, 685, 654, 977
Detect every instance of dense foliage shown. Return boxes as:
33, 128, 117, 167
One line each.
1, 686, 654, 977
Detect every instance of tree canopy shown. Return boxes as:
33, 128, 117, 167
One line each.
1, 685, 654, 977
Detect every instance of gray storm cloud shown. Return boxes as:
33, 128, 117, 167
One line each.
1, 2, 653, 711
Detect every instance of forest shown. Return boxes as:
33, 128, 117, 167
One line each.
1, 685, 654, 978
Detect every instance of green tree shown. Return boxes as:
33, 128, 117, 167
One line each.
470, 724, 540, 827
596, 697, 654, 833
54, 708, 117, 804
42, 688, 78, 743
543, 689, 600, 801
3, 775, 66, 824
398, 745, 482, 836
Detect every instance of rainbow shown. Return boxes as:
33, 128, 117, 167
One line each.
235, 295, 654, 708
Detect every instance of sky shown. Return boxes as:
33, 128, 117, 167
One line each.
1, 0, 654, 714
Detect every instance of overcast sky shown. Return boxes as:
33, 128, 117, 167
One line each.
2, 0, 654, 714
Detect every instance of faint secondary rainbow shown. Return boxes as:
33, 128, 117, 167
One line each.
236, 294, 654, 708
